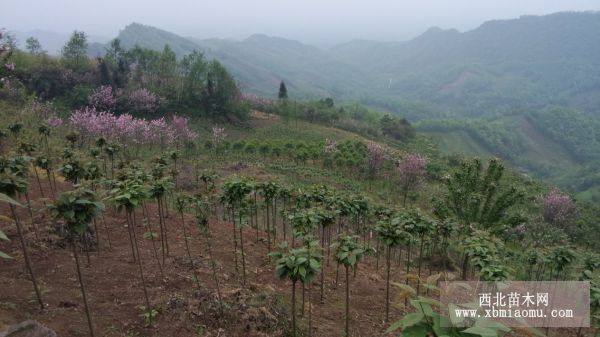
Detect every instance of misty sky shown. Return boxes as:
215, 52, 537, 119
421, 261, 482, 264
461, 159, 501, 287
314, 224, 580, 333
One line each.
2, 0, 600, 45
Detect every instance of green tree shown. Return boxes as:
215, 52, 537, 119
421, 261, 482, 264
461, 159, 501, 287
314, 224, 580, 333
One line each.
50, 187, 104, 337
333, 235, 365, 337
0, 181, 44, 309
444, 158, 523, 232
271, 244, 321, 337
61, 31, 89, 71
278, 81, 288, 99
25, 37, 44, 54
375, 218, 407, 322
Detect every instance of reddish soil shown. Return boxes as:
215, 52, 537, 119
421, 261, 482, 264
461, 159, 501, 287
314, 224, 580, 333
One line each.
1, 178, 591, 337
0, 178, 409, 337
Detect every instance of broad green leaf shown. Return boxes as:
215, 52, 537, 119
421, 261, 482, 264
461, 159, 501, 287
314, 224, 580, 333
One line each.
0, 230, 9, 241
386, 313, 425, 333
0, 250, 12, 259
401, 324, 429, 337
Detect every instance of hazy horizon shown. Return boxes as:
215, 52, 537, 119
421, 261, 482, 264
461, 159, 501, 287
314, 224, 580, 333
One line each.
2, 0, 600, 47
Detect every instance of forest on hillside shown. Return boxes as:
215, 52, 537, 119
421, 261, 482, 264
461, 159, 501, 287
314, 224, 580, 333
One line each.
1, 26, 599, 337
14, 11, 599, 200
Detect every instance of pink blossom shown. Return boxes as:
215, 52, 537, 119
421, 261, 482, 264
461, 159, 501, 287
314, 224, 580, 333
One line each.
172, 115, 198, 142
212, 126, 226, 146
128, 88, 159, 113
88, 85, 116, 111
69, 108, 196, 145
4, 63, 14, 71
323, 138, 338, 154
541, 188, 577, 227
46, 116, 63, 127
366, 142, 385, 175
397, 153, 428, 199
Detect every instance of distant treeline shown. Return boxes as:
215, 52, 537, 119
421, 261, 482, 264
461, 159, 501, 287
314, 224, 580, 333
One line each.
1, 32, 249, 122
245, 94, 415, 143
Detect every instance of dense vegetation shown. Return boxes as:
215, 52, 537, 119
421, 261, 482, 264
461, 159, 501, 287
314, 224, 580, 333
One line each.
2, 31, 248, 122
1, 25, 599, 337
20, 12, 598, 201
417, 108, 600, 201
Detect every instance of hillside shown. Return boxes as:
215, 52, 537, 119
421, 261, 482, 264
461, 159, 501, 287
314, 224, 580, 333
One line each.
11, 13, 600, 198
106, 13, 600, 119
418, 111, 600, 201
17, 12, 600, 118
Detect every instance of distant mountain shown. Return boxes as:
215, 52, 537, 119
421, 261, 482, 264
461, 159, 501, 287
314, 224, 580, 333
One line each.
331, 11, 600, 118
114, 24, 366, 99
109, 12, 600, 120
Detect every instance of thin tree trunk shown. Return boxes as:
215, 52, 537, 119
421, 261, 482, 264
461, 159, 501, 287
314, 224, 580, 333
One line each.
385, 245, 391, 322
72, 241, 95, 337
301, 283, 305, 316
320, 225, 326, 303
203, 228, 223, 312
345, 265, 350, 337
231, 208, 239, 274
239, 215, 246, 287
24, 192, 39, 240
405, 243, 412, 308
10, 204, 44, 310
417, 236, 425, 295
130, 211, 151, 309
157, 197, 166, 264
179, 212, 200, 291
292, 281, 297, 337
46, 170, 55, 198
160, 196, 170, 253
92, 218, 100, 256
33, 167, 44, 197
308, 282, 313, 337
265, 203, 271, 251
101, 214, 112, 250
125, 211, 137, 263
143, 203, 163, 279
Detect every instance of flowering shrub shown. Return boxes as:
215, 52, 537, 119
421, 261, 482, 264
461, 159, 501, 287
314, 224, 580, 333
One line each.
88, 85, 116, 111
46, 116, 64, 127
541, 188, 577, 227
323, 138, 338, 154
366, 142, 385, 176
69, 107, 197, 145
241, 93, 275, 111
171, 115, 198, 142
398, 153, 427, 179
128, 88, 159, 114
1, 30, 14, 90
211, 126, 226, 147
397, 153, 428, 205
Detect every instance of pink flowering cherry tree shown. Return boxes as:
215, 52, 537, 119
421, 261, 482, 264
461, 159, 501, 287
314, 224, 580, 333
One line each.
397, 153, 428, 206
366, 142, 385, 180
541, 188, 578, 228
69, 108, 197, 149
128, 88, 159, 114
88, 85, 116, 111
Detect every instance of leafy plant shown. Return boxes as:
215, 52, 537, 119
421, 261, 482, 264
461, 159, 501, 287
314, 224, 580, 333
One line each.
333, 235, 365, 337
138, 305, 159, 327
50, 187, 104, 337
271, 243, 321, 337
375, 215, 409, 322
0, 173, 44, 309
